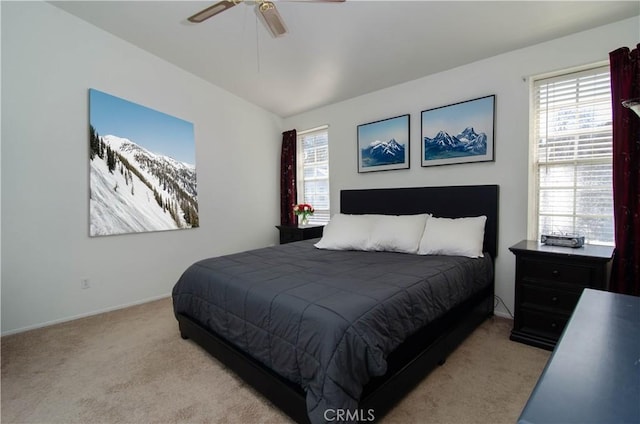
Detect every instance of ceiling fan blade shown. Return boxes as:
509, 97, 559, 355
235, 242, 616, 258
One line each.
257, 1, 288, 38
188, 1, 240, 23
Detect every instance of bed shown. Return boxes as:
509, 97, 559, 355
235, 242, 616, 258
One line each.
173, 184, 499, 423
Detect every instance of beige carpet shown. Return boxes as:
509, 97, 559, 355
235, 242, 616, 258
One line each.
1, 297, 550, 424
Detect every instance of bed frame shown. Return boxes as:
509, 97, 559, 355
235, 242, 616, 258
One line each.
176, 184, 499, 423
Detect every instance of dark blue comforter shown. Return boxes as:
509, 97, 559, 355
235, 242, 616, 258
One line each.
172, 239, 493, 423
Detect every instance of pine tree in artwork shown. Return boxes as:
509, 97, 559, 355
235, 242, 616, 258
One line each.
89, 125, 99, 160
153, 189, 163, 208
99, 139, 105, 159
180, 199, 199, 228
106, 146, 116, 173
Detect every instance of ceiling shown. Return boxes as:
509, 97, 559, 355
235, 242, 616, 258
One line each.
51, 1, 639, 118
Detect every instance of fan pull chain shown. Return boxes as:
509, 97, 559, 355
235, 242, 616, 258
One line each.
255, 14, 261, 73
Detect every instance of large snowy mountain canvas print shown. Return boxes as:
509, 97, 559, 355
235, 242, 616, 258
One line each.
89, 89, 198, 236
421, 95, 495, 167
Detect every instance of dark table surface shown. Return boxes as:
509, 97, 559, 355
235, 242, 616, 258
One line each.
518, 288, 640, 424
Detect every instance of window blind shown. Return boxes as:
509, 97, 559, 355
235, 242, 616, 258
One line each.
298, 127, 330, 224
533, 65, 613, 245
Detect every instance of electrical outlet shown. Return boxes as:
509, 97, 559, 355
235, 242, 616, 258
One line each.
81, 279, 90, 289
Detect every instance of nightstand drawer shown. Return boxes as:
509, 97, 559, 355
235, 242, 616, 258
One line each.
520, 258, 593, 285
276, 225, 323, 245
519, 309, 569, 340
280, 231, 303, 244
521, 283, 582, 314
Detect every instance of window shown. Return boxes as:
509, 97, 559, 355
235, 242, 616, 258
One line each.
297, 126, 330, 224
530, 64, 613, 245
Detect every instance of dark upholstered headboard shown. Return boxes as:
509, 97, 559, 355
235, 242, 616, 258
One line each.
340, 185, 499, 258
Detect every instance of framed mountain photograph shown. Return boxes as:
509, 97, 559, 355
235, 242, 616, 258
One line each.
88, 88, 198, 237
357, 114, 410, 173
421, 95, 495, 167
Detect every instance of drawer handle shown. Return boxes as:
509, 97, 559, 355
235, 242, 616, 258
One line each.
551, 322, 557, 328
551, 296, 558, 302
552, 270, 560, 277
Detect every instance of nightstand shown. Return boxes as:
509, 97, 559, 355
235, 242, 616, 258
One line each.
276, 225, 323, 244
509, 240, 614, 350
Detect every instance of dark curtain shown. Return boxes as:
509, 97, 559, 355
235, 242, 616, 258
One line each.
280, 129, 297, 226
609, 45, 640, 296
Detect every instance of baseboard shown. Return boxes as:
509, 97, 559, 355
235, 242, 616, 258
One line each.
3, 296, 513, 336
1, 293, 172, 336
493, 310, 513, 320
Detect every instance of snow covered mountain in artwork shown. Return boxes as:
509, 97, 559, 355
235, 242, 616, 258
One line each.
89, 127, 198, 236
360, 138, 406, 166
423, 127, 487, 159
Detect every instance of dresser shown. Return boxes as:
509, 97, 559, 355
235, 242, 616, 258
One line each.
518, 289, 639, 424
275, 225, 323, 245
509, 240, 614, 350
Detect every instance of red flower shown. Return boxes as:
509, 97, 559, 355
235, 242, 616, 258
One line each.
293, 203, 315, 215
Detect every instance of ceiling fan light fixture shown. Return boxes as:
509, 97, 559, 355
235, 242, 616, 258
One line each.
258, 1, 275, 13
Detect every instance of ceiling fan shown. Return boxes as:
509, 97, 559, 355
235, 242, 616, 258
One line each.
188, 0, 345, 38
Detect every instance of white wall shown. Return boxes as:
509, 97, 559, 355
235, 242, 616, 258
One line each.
283, 17, 639, 318
1, 2, 283, 334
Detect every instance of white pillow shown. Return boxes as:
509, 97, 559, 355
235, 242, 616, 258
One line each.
366, 214, 429, 254
417, 216, 487, 258
314, 213, 376, 250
